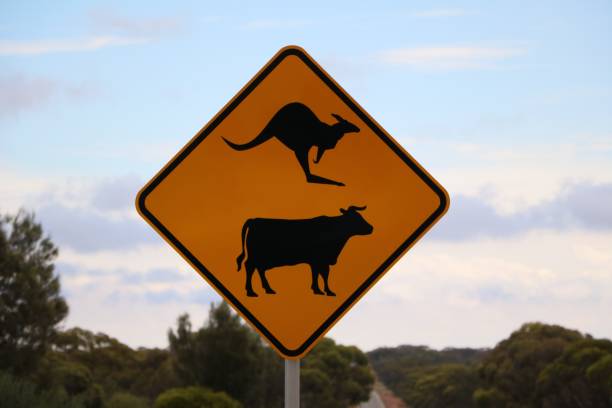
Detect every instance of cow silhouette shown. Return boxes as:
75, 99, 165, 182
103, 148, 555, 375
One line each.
235, 206, 373, 297
223, 102, 360, 186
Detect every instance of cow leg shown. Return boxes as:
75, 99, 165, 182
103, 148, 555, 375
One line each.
258, 268, 276, 294
310, 264, 324, 295
320, 265, 336, 297
245, 261, 257, 297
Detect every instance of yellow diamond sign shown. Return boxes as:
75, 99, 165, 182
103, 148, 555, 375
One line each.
136, 46, 449, 359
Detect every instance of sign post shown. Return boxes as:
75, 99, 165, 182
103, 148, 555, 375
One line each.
285, 359, 300, 408
136, 45, 448, 362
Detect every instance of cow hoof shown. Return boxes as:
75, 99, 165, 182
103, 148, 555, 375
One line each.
247, 292, 258, 297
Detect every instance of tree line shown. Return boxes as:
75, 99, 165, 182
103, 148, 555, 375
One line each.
0, 211, 373, 407
369, 323, 612, 407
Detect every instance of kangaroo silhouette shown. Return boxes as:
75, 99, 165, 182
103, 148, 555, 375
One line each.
223, 102, 360, 186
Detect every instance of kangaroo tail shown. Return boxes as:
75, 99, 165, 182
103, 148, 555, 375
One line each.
236, 219, 251, 271
223, 124, 274, 151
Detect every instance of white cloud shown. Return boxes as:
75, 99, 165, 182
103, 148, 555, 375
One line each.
330, 229, 612, 350
89, 9, 182, 36
63, 285, 214, 348
0, 75, 56, 116
0, 74, 100, 117
407, 138, 612, 214
0, 10, 184, 57
0, 36, 149, 56
53, 222, 612, 349
89, 9, 183, 37
379, 46, 525, 70
0, 167, 62, 214
57, 242, 221, 348
430, 182, 612, 241
59, 243, 186, 274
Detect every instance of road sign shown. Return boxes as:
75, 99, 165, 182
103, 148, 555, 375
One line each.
136, 45, 449, 359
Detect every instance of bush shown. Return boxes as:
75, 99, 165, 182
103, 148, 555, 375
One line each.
0, 371, 85, 408
107, 392, 150, 408
154, 386, 241, 408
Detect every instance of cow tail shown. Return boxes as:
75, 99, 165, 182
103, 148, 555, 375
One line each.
236, 219, 251, 271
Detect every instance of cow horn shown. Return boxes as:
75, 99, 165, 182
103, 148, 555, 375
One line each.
347, 205, 367, 212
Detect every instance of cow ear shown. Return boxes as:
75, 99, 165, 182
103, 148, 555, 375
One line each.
340, 208, 347, 214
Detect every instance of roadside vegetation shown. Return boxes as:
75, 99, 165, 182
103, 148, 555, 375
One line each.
369, 323, 612, 407
0, 211, 373, 408
2, 210, 610, 407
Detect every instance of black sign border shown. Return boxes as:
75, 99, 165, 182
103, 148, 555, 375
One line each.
137, 46, 448, 358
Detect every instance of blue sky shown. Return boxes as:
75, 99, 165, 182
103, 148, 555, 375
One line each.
1, 1, 611, 350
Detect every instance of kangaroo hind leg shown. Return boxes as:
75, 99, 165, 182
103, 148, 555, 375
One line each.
294, 150, 345, 187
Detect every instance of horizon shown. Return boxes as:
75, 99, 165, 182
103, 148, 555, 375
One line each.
1, 0, 611, 353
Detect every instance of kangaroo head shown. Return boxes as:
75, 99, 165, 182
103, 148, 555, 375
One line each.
331, 113, 360, 135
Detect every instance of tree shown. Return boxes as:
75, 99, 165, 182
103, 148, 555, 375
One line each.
535, 338, 612, 407
301, 338, 374, 408
41, 326, 180, 403
410, 364, 480, 408
0, 371, 86, 408
154, 386, 241, 408
475, 322, 585, 407
0, 211, 68, 375
368, 344, 486, 406
168, 302, 279, 406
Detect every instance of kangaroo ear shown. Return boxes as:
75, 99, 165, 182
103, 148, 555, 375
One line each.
340, 208, 347, 214
331, 113, 345, 122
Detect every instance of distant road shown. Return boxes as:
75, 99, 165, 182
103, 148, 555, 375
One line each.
359, 390, 385, 408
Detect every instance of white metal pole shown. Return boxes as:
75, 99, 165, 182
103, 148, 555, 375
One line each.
285, 359, 300, 408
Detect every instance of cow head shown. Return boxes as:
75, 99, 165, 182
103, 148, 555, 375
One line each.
339, 205, 373, 236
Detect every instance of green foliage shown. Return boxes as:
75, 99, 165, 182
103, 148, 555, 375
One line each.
535, 338, 612, 407
129, 347, 182, 399
154, 386, 241, 408
0, 211, 68, 375
56, 360, 94, 395
106, 392, 150, 408
301, 338, 374, 408
0, 371, 85, 408
410, 364, 479, 408
0, 212, 375, 407
368, 344, 486, 407
41, 326, 179, 401
476, 322, 585, 407
168, 302, 283, 407
473, 387, 508, 408
371, 322, 612, 408
168, 302, 374, 408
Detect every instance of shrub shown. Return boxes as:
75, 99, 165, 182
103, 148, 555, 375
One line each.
0, 371, 85, 408
154, 386, 241, 408
107, 392, 150, 408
